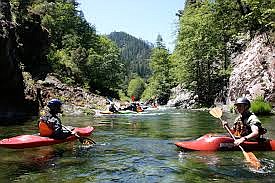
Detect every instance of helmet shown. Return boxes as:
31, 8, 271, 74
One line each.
47, 99, 62, 109
234, 97, 250, 108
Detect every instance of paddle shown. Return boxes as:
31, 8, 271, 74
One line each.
209, 107, 261, 169
62, 125, 96, 145
106, 97, 120, 110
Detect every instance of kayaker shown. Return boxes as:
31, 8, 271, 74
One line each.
122, 102, 137, 112
38, 99, 73, 139
222, 97, 266, 146
108, 102, 119, 113
136, 102, 144, 112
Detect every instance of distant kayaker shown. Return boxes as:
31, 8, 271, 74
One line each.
38, 99, 73, 139
222, 97, 266, 146
122, 102, 137, 112
109, 102, 119, 113
136, 103, 144, 112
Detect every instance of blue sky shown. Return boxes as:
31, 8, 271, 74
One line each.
77, 0, 185, 51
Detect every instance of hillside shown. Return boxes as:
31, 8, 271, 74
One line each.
108, 31, 153, 79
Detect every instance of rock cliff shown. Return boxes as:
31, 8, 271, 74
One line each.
0, 1, 29, 121
0, 1, 50, 121
31, 74, 107, 115
227, 34, 275, 106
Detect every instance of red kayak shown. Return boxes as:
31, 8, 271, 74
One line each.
0, 126, 94, 149
175, 133, 275, 151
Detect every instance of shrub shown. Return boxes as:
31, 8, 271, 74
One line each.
251, 96, 272, 115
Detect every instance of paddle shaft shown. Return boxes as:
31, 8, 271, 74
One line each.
211, 111, 246, 152
223, 123, 246, 152
106, 97, 120, 110
62, 125, 96, 144
214, 112, 249, 152
62, 125, 81, 138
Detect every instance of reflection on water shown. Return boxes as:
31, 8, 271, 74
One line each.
0, 108, 275, 182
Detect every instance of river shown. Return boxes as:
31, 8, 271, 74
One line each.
0, 108, 275, 182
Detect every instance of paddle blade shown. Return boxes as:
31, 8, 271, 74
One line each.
79, 137, 96, 145
243, 151, 261, 170
209, 107, 223, 119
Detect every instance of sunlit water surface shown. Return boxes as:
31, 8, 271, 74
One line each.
0, 108, 275, 182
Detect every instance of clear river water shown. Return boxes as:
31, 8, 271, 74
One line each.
0, 107, 275, 183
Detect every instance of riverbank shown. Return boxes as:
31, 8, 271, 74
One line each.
24, 73, 108, 117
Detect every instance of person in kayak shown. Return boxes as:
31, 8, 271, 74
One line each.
38, 99, 73, 139
121, 102, 138, 112
222, 97, 266, 146
136, 102, 144, 112
108, 102, 119, 113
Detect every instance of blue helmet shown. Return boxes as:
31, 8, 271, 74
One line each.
47, 99, 62, 109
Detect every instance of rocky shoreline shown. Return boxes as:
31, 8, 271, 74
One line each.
24, 73, 108, 117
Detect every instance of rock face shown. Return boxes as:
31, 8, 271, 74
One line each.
167, 84, 198, 108
17, 13, 50, 79
0, 1, 50, 121
0, 1, 29, 121
227, 34, 275, 106
33, 74, 107, 115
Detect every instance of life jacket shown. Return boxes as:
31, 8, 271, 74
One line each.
136, 106, 143, 112
38, 117, 54, 137
233, 112, 267, 139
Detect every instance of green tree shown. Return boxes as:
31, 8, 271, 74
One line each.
27, 1, 125, 95
85, 36, 125, 96
127, 76, 145, 101
142, 35, 172, 104
172, 1, 241, 106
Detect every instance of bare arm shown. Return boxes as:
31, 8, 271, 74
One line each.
245, 125, 259, 139
234, 125, 259, 146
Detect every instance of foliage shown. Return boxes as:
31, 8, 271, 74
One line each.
10, 0, 126, 96
7, 0, 275, 105
127, 76, 145, 101
108, 31, 153, 79
31, 1, 98, 50
251, 96, 272, 115
85, 36, 124, 95
142, 36, 172, 104
242, 0, 275, 32
172, 1, 229, 106
118, 90, 130, 102
47, 49, 79, 85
